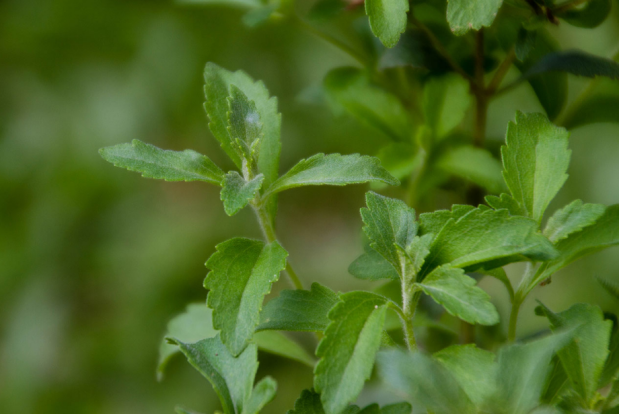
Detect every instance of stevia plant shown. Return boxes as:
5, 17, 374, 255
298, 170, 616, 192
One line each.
100, 0, 619, 412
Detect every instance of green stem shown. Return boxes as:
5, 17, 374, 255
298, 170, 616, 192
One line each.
401, 287, 420, 351
508, 295, 522, 342
508, 262, 536, 341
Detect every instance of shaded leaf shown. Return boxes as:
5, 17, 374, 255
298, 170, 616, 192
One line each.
286, 389, 362, 414
543, 200, 605, 243
253, 331, 316, 367
423, 74, 472, 139
561, 76, 619, 129
378, 30, 450, 71
349, 245, 400, 281
242, 376, 277, 414
175, 407, 205, 414
446, 0, 503, 36
522, 50, 619, 81
554, 0, 612, 28
365, 0, 409, 48
437, 146, 505, 193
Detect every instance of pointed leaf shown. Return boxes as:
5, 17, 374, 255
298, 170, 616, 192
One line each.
365, 0, 409, 48
220, 171, 264, 216
287, 389, 325, 414
264, 154, 398, 196
227, 85, 263, 162
205, 238, 288, 356
502, 112, 571, 223
485, 193, 528, 216
253, 331, 316, 367
99, 140, 224, 184
168, 336, 258, 414
349, 246, 400, 281
242, 376, 277, 414
437, 146, 505, 193
416, 265, 499, 325
315, 292, 388, 414
543, 200, 606, 243
447, 0, 503, 36
257, 282, 339, 332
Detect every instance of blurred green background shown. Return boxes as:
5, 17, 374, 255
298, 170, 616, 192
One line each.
0, 0, 617, 413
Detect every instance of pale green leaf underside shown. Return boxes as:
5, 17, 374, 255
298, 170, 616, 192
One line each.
220, 171, 264, 216
315, 291, 388, 414
502, 112, 571, 223
416, 265, 499, 325
349, 246, 400, 281
227, 84, 263, 161
242, 376, 277, 414
447, 0, 503, 36
99, 139, 224, 184
265, 153, 399, 196
365, 0, 409, 48
437, 146, 505, 193
168, 336, 257, 414
205, 238, 288, 356
253, 331, 316, 367
257, 282, 339, 332
543, 200, 605, 243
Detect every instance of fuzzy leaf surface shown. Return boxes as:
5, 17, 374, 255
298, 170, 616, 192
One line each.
447, 0, 503, 36
265, 154, 398, 196
416, 265, 499, 325
205, 238, 288, 356
257, 282, 339, 332
315, 292, 387, 414
253, 331, 316, 367
544, 200, 606, 243
485, 193, 528, 216
220, 171, 264, 216
502, 112, 571, 223
99, 140, 224, 184
242, 376, 277, 414
365, 0, 409, 48
227, 85, 263, 161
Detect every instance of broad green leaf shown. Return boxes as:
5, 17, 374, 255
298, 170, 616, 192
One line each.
423, 74, 472, 139
257, 283, 339, 332
436, 146, 505, 193
205, 238, 288, 356
434, 344, 496, 406
157, 303, 217, 381
522, 50, 619, 81
264, 154, 398, 196
227, 85, 262, 162
446, 0, 503, 36
420, 207, 557, 276
220, 172, 264, 216
554, 0, 612, 28
324, 67, 411, 141
543, 200, 606, 243
485, 193, 528, 216
536, 303, 612, 404
501, 112, 571, 223
204, 63, 281, 189
419, 205, 475, 235
376, 349, 476, 414
315, 292, 388, 414
365, 0, 409, 48
168, 336, 258, 414
349, 246, 400, 281
242, 376, 277, 414
99, 140, 224, 185
416, 265, 499, 325
253, 331, 316, 367
361, 192, 417, 278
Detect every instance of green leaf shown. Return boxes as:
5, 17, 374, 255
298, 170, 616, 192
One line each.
436, 146, 505, 193
434, 344, 496, 406
501, 112, 571, 223
168, 335, 258, 414
365, 0, 409, 48
220, 171, 264, 216
536, 303, 612, 404
416, 265, 499, 325
257, 282, 339, 332
419, 205, 476, 236
157, 303, 218, 381
242, 376, 277, 414
204, 63, 281, 189
561, 76, 619, 130
423, 74, 472, 139
315, 292, 388, 414
174, 406, 205, 414
349, 245, 400, 281
378, 30, 450, 71
522, 50, 619, 81
373, 143, 419, 187
543, 200, 606, 243
446, 0, 503, 36
287, 389, 326, 414
227, 85, 263, 162
421, 207, 557, 275
554, 0, 612, 28
253, 331, 316, 367
599, 315, 619, 387
99, 140, 224, 185
377, 402, 412, 414
485, 193, 528, 216
360, 191, 417, 278
324, 68, 411, 141
377, 349, 476, 414
205, 238, 288, 356
264, 154, 398, 196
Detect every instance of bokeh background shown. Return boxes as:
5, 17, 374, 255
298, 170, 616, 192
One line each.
0, 0, 618, 413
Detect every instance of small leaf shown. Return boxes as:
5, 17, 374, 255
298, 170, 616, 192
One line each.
227, 85, 263, 162
446, 0, 503, 36
286, 389, 325, 414
543, 200, 606, 243
205, 238, 288, 356
554, 0, 612, 28
423, 74, 472, 139
242, 376, 277, 414
168, 336, 258, 414
99, 140, 224, 184
436, 146, 505, 193
365, 0, 409, 48
485, 193, 528, 216
501, 112, 571, 223
349, 246, 400, 281
253, 331, 316, 367
536, 302, 612, 404
522, 50, 619, 81
257, 282, 339, 332
315, 292, 388, 414
416, 265, 500, 325
264, 154, 398, 196
220, 172, 264, 216
324, 68, 411, 141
